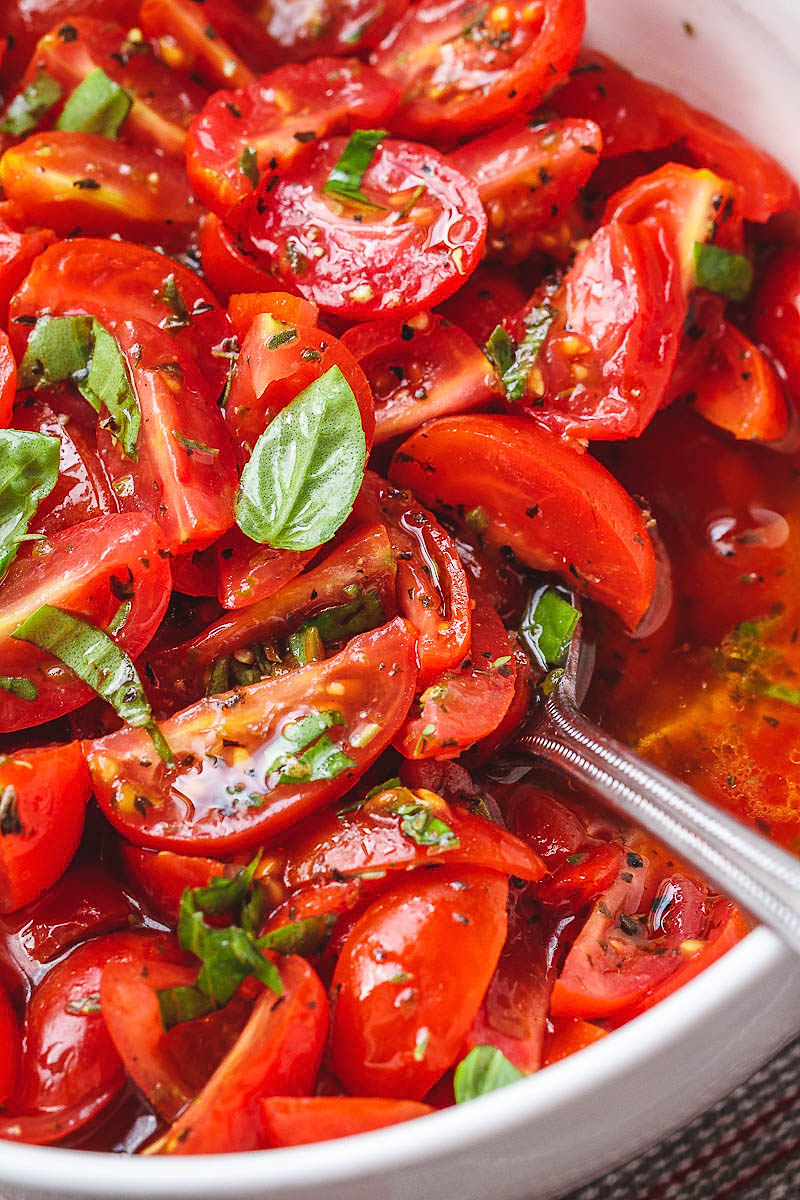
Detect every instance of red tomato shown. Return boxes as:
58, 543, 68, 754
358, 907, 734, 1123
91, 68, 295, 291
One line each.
506, 786, 587, 867
169, 546, 219, 599
331, 865, 508, 1099
436, 265, 528, 346
0, 742, 89, 913
752, 248, 800, 399
552, 52, 800, 223
0, 132, 198, 245
0, 200, 55, 328
468, 636, 532, 761
389, 414, 657, 630
198, 212, 282, 303
351, 475, 470, 685
262, 0, 409, 59
281, 784, 546, 887
0, 0, 135, 88
140, 0, 278, 90
187, 59, 398, 224
227, 291, 318, 340
144, 521, 397, 711
534, 841, 623, 909
88, 619, 418, 853
10, 238, 234, 404
395, 586, 516, 760
340, 311, 499, 444
0, 330, 16, 426
214, 531, 317, 612
372, 0, 585, 142
450, 118, 602, 263
0, 513, 171, 732
120, 846, 227, 925
6, 18, 206, 159
543, 1017, 607, 1066
0, 980, 19, 1105
248, 137, 487, 320
261, 1096, 432, 1147
150, 955, 328, 1154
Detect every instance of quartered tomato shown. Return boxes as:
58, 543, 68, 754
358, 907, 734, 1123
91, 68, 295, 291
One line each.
0, 0, 135, 88
227, 291, 318, 340
341, 311, 499, 443
752, 248, 800, 399
88, 619, 418, 853
261, 1096, 432, 1147
390, 415, 657, 630
0, 513, 171, 731
330, 865, 508, 1099
187, 60, 398, 224
372, 0, 585, 142
248, 137, 487, 319
212, 532, 316, 613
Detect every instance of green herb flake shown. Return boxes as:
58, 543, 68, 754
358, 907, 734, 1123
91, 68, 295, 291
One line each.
454, 1045, 524, 1103
322, 129, 388, 208
693, 243, 754, 303
159, 274, 191, 329
240, 146, 259, 188
502, 304, 555, 401
0, 676, 38, 702
0, 429, 60, 582
266, 327, 298, 351
56, 67, 131, 137
484, 325, 515, 377
0, 72, 63, 136
520, 587, 580, 670
171, 429, 220, 457
265, 709, 355, 786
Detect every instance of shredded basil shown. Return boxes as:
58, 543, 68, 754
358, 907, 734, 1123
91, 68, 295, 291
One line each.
56, 67, 131, 137
171, 430, 219, 457
322, 129, 388, 208
0, 676, 38, 702
0, 429, 60, 582
454, 1046, 524, 1103
159, 275, 191, 329
693, 243, 753, 303
484, 325, 515, 377
501, 304, 555, 401
520, 586, 580, 670
265, 709, 355, 786
0, 72, 63, 135
240, 146, 259, 188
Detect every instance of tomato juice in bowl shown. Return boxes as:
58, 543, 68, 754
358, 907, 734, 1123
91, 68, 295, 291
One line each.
0, 0, 800, 1196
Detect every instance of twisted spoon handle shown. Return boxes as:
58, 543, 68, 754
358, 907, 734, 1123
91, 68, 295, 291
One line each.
521, 693, 800, 954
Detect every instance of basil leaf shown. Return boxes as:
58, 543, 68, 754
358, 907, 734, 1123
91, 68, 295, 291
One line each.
294, 587, 385, 647
454, 1046, 524, 1103
171, 430, 219, 457
286, 625, 325, 667
265, 708, 356, 785
258, 914, 337, 958
189, 856, 261, 918
322, 129, 388, 208
520, 587, 580, 669
159, 275, 191, 329
20, 316, 140, 460
156, 985, 215, 1031
693, 243, 753, 303
240, 145, 259, 188
484, 325, 515, 376
0, 676, 38, 702
235, 365, 366, 552
393, 801, 460, 848
0, 72, 62, 135
56, 67, 131, 137
502, 304, 555, 401
11, 605, 172, 762
0, 429, 61, 582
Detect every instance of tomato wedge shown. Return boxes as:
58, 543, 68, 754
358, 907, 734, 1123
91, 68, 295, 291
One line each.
121, 846, 227, 925
0, 330, 16, 427
227, 291, 318, 340
0, 513, 171, 731
372, 0, 585, 142
248, 137, 487, 320
261, 1096, 433, 1147
331, 865, 508, 1099
88, 618, 418, 853
390, 414, 657, 630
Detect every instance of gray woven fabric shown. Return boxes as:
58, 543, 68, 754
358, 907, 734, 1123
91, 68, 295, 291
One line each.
563, 1033, 800, 1199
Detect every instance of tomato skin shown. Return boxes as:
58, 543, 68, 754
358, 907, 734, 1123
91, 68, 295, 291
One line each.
450, 118, 602, 263
0, 1, 135, 89
506, 786, 587, 867
186, 59, 399, 223
372, 0, 585, 142
543, 1017, 607, 1066
262, 0, 409, 59
88, 618, 418, 854
436, 265, 527, 347
395, 586, 516, 760
390, 414, 657, 631
228, 291, 318, 340
331, 865, 508, 1099
248, 137, 487, 320
140, 0, 276, 90
10, 238, 234, 404
150, 955, 329, 1154
0, 980, 19, 1105
198, 213, 283, 304
341, 311, 499, 444
0, 201, 55, 329
0, 132, 199, 245
0, 513, 171, 732
0, 330, 16, 426
121, 846, 227, 925
261, 1096, 432, 1147
0, 742, 89, 914
281, 786, 546, 888
752, 248, 800, 400
213, 532, 317, 613
534, 841, 623, 909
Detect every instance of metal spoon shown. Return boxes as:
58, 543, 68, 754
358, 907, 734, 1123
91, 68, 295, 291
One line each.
515, 594, 800, 955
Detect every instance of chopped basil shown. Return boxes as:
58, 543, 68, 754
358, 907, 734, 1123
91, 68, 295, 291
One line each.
391, 798, 459, 849
266, 327, 298, 350
322, 129, 388, 208
0, 429, 60, 582
235, 365, 366, 552
20, 316, 140, 460
56, 67, 131, 137
501, 304, 555, 401
0, 72, 63, 135
11, 606, 172, 763
693, 243, 753, 303
763, 682, 800, 706
159, 275, 191, 329
265, 709, 355, 786
520, 587, 580, 670
286, 624, 325, 667
292, 587, 385, 652
0, 676, 38, 702
484, 325, 515, 377
240, 146, 259, 188
171, 429, 219, 457
454, 1045, 524, 1103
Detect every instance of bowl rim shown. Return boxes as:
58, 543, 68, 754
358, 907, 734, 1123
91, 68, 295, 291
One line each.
0, 925, 787, 1193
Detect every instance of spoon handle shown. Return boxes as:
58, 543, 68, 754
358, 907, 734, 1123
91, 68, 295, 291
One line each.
522, 692, 800, 955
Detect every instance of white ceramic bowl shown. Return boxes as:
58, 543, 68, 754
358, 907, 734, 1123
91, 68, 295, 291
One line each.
3, 1, 800, 1197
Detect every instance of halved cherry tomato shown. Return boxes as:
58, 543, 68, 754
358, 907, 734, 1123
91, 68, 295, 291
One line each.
150, 955, 328, 1154
88, 618, 418, 853
120, 846, 227, 925
0, 200, 55, 328
227, 291, 318, 340
372, 0, 585, 142
390, 414, 657, 630
450, 118, 602, 263
0, 513, 171, 731
140, 0, 278, 90
752, 248, 800, 399
0, 980, 19, 1105
10, 238, 235, 403
263, 0, 409, 59
0, 1, 135, 88
0, 132, 199, 245
186, 60, 399, 223
534, 841, 623, 909
341, 311, 499, 444
248, 137, 487, 320
543, 1017, 607, 1066
281, 783, 545, 887
198, 212, 282, 304
436, 264, 528, 346
331, 865, 508, 1099
395, 586, 516, 760
261, 1096, 432, 1147
352, 473, 472, 685
0, 330, 16, 426
144, 522, 397, 711
0, 742, 89, 913
506, 785, 587, 866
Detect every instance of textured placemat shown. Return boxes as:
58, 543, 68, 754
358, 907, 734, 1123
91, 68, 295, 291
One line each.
563, 1032, 800, 1199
